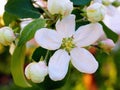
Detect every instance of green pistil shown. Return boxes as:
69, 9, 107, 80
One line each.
61, 37, 75, 52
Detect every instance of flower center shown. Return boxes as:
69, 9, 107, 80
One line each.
61, 37, 75, 52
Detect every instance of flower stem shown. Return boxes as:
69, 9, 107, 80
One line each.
44, 50, 50, 61
33, 2, 53, 19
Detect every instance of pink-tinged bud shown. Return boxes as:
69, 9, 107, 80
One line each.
99, 39, 115, 52
0, 27, 16, 46
33, 0, 47, 8
47, 0, 73, 16
25, 61, 48, 83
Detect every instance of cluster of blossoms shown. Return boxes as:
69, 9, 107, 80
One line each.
0, 0, 120, 86
24, 0, 116, 83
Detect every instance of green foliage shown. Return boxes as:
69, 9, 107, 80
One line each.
3, 12, 18, 26
72, 8, 89, 29
11, 45, 31, 87
70, 0, 91, 5
5, 0, 40, 18
32, 46, 55, 64
32, 47, 48, 62
112, 1, 120, 7
18, 18, 46, 46
100, 21, 119, 43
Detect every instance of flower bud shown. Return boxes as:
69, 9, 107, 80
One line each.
99, 39, 115, 52
47, 0, 73, 16
0, 27, 15, 46
32, 0, 47, 8
25, 61, 48, 83
86, 3, 106, 22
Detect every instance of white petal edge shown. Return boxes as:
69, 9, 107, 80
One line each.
48, 49, 70, 81
56, 14, 75, 38
73, 23, 103, 47
34, 28, 62, 50
103, 5, 120, 34
70, 47, 98, 74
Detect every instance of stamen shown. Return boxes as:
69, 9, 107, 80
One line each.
61, 37, 75, 52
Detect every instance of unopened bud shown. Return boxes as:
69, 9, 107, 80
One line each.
25, 61, 48, 83
0, 27, 15, 46
86, 3, 106, 22
47, 0, 73, 16
99, 39, 115, 52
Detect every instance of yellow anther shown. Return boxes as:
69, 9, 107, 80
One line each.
61, 37, 75, 52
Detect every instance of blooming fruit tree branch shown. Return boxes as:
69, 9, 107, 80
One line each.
0, 0, 119, 89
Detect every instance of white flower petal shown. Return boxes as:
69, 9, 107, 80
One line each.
48, 49, 70, 81
56, 15, 75, 38
74, 23, 103, 47
70, 47, 98, 74
103, 5, 120, 34
35, 28, 62, 50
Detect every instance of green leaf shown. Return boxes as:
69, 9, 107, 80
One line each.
5, 0, 40, 18
18, 18, 46, 46
72, 9, 83, 20
3, 12, 18, 26
32, 47, 48, 62
11, 45, 31, 87
32, 47, 55, 64
70, 0, 91, 5
76, 21, 89, 30
72, 8, 90, 29
100, 21, 119, 43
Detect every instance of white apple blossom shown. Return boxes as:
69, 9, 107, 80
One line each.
25, 61, 48, 83
47, 0, 73, 16
35, 15, 103, 81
